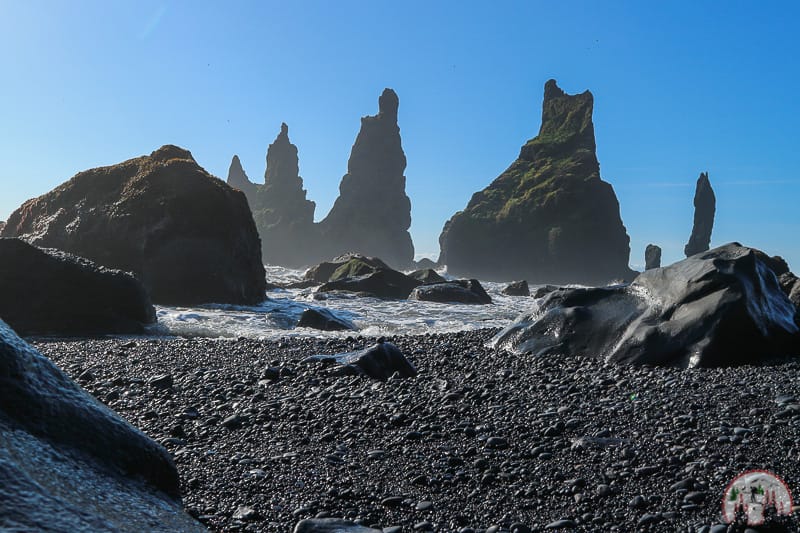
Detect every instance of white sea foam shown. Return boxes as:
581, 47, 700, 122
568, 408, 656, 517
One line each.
151, 265, 537, 339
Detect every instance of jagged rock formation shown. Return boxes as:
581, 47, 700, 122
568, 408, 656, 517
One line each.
1, 145, 266, 305
318, 89, 414, 269
645, 244, 662, 270
0, 320, 204, 532
492, 244, 800, 367
684, 172, 716, 257
0, 238, 156, 336
227, 124, 317, 267
439, 80, 633, 285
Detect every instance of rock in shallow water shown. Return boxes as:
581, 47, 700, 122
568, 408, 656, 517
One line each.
297, 307, 356, 331
492, 243, 799, 367
409, 279, 492, 304
0, 320, 202, 531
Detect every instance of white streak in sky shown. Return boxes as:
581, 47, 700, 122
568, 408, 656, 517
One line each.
139, 4, 168, 40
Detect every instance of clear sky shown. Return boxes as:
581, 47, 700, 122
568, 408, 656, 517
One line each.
2, 1, 798, 270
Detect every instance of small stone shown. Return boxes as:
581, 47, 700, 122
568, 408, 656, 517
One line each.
381, 496, 405, 508
233, 506, 258, 521
545, 519, 577, 529
150, 374, 174, 389
415, 501, 433, 511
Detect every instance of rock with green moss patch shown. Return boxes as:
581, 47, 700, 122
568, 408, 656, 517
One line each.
438, 80, 633, 285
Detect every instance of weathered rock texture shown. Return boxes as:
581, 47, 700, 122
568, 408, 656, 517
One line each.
645, 244, 662, 270
492, 243, 799, 367
318, 89, 414, 269
2, 145, 266, 306
0, 320, 204, 532
0, 238, 156, 336
684, 172, 716, 257
439, 80, 633, 285
227, 124, 318, 267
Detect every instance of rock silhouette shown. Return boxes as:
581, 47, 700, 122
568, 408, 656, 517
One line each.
684, 172, 716, 257
318, 89, 414, 269
439, 80, 633, 285
1, 145, 266, 305
227, 124, 317, 267
492, 243, 799, 367
0, 238, 155, 336
0, 320, 204, 532
645, 244, 662, 270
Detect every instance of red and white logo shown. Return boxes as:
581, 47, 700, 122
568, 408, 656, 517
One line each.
722, 470, 793, 525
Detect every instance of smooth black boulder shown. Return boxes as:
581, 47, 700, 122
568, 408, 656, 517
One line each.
2, 145, 266, 305
0, 320, 203, 531
317, 269, 421, 300
0, 238, 156, 336
297, 307, 356, 331
644, 244, 661, 270
684, 172, 716, 257
492, 243, 799, 367
294, 518, 380, 532
502, 280, 531, 296
410, 279, 492, 304
303, 341, 417, 381
408, 268, 447, 285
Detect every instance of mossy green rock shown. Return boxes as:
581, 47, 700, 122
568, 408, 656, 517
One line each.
439, 80, 634, 285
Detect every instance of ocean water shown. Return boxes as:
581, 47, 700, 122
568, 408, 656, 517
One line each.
151, 265, 539, 339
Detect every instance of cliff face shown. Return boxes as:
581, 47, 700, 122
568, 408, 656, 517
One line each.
438, 80, 633, 285
227, 124, 317, 268
317, 89, 414, 269
684, 172, 716, 257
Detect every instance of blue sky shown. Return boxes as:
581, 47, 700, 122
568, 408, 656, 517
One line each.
2, 1, 798, 269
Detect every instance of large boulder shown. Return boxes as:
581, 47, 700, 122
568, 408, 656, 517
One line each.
304, 253, 391, 284
439, 80, 633, 285
684, 172, 716, 257
645, 244, 662, 270
0, 320, 204, 531
492, 243, 799, 367
317, 89, 415, 269
297, 307, 356, 331
0, 238, 155, 336
307, 254, 421, 299
410, 279, 492, 304
408, 268, 447, 285
303, 340, 417, 381
227, 124, 318, 268
2, 145, 266, 306
502, 280, 531, 296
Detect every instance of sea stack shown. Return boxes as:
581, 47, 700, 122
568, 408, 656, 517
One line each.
645, 244, 662, 270
226, 155, 257, 200
318, 89, 414, 269
438, 80, 633, 285
684, 172, 716, 257
1, 145, 266, 306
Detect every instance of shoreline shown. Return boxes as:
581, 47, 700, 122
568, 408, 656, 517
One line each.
33, 329, 800, 532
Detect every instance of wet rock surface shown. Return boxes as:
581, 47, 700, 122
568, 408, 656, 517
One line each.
34, 328, 800, 532
410, 279, 492, 305
502, 280, 530, 297
297, 308, 357, 332
493, 243, 800, 367
1, 145, 266, 305
0, 320, 202, 532
0, 238, 155, 336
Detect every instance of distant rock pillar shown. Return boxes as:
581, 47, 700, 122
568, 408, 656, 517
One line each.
684, 172, 716, 257
645, 244, 661, 270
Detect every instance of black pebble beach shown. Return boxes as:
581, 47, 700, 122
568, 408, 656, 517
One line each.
34, 329, 800, 532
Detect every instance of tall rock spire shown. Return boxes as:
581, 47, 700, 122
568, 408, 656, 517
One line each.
438, 79, 633, 285
318, 88, 414, 269
226, 155, 257, 202
684, 172, 716, 257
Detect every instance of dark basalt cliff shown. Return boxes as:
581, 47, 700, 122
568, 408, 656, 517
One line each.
317, 89, 414, 269
2, 145, 266, 305
438, 80, 633, 285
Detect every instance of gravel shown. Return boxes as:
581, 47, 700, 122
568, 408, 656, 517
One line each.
32, 329, 800, 532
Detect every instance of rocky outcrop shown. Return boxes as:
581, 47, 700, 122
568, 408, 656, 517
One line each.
226, 155, 257, 199
492, 243, 799, 367
410, 279, 492, 304
304, 254, 392, 284
684, 172, 716, 257
0, 238, 155, 336
306, 254, 421, 299
645, 244, 661, 270
318, 89, 414, 269
409, 268, 447, 285
2, 145, 266, 306
502, 280, 531, 296
303, 340, 417, 381
439, 80, 633, 285
0, 320, 204, 532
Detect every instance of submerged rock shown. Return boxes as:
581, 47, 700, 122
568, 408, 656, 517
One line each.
2, 145, 266, 306
410, 279, 492, 304
502, 280, 531, 296
318, 89, 414, 269
297, 308, 356, 331
492, 243, 799, 367
0, 320, 203, 531
645, 244, 661, 270
303, 341, 417, 381
0, 238, 155, 336
684, 172, 716, 257
439, 79, 633, 285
